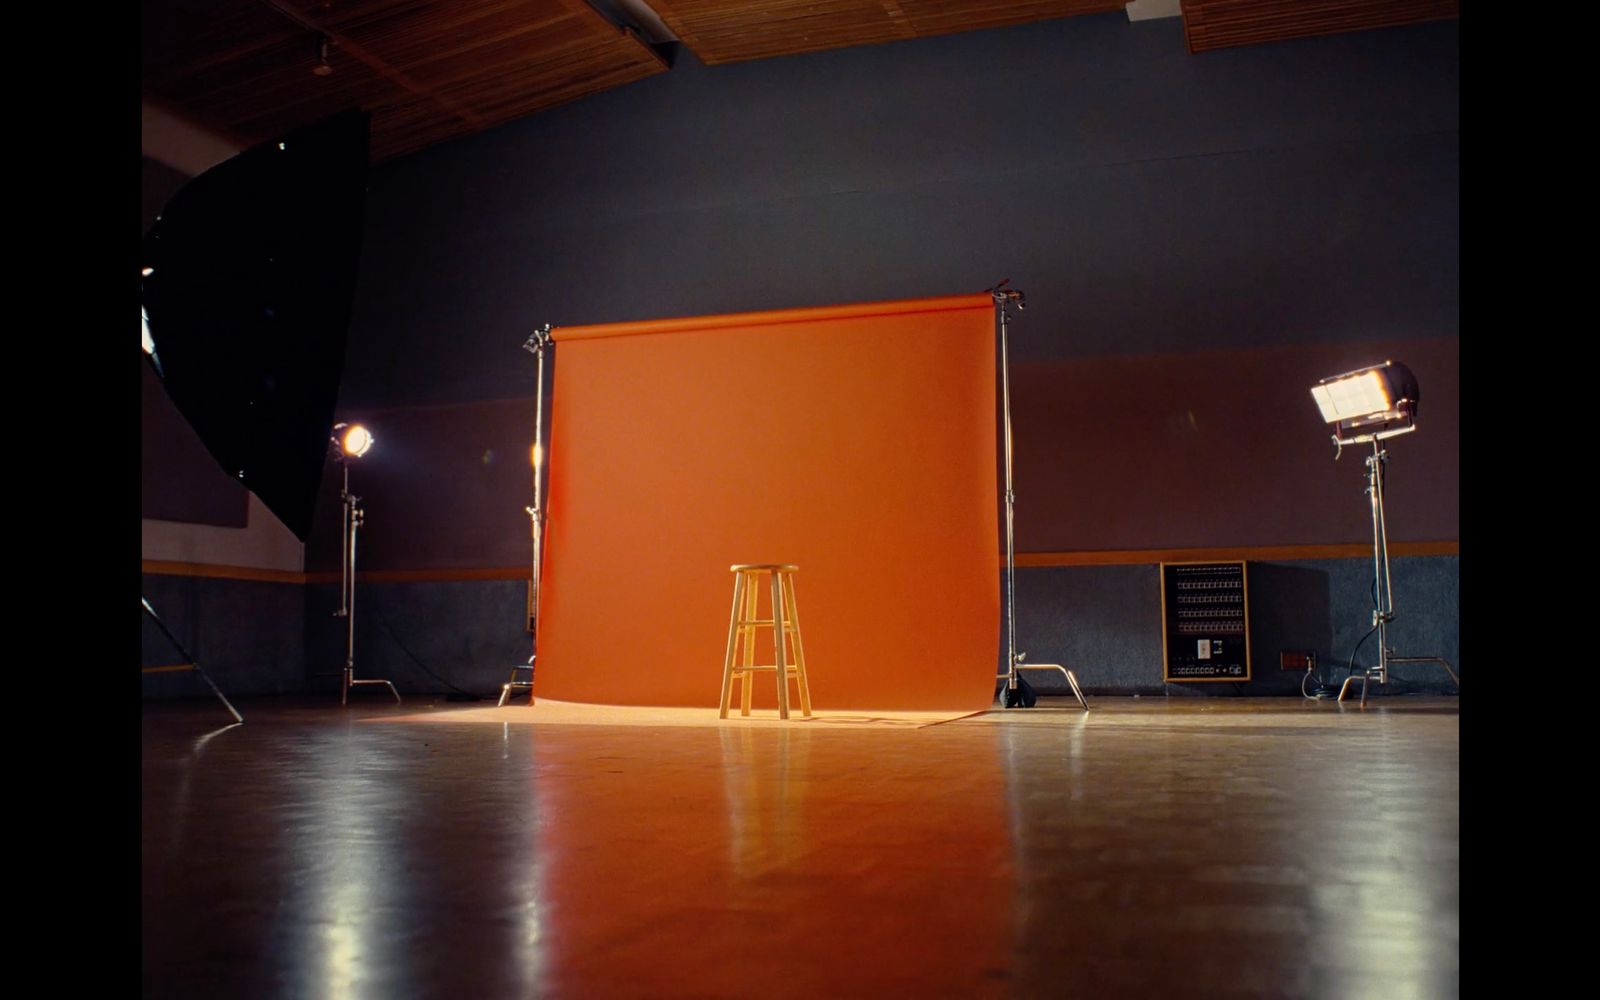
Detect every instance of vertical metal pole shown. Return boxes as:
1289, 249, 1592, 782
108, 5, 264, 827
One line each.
347, 475, 359, 703
339, 462, 351, 615
1338, 432, 1455, 705
340, 462, 352, 706
999, 302, 1018, 692
529, 325, 550, 704
531, 335, 547, 631
1369, 440, 1393, 686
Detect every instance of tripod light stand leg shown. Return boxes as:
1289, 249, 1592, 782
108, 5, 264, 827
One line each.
1065, 669, 1090, 712
347, 678, 402, 703
1337, 673, 1370, 707
141, 597, 244, 724
194, 664, 245, 724
1390, 655, 1460, 690
499, 656, 536, 707
1014, 664, 1091, 711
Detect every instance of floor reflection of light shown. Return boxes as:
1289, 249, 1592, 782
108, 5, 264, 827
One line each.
192, 722, 243, 753
302, 742, 413, 1000
516, 729, 547, 993
322, 916, 362, 1000
168, 722, 243, 858
316, 793, 375, 1000
1304, 758, 1456, 998
718, 727, 805, 876
513, 852, 547, 990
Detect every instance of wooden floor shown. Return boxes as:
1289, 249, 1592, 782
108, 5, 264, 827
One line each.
142, 696, 1459, 998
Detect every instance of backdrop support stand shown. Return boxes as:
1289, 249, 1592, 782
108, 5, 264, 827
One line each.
991, 287, 1088, 711
501, 323, 552, 706
141, 597, 243, 724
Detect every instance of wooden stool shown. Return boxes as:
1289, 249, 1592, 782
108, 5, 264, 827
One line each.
719, 564, 813, 719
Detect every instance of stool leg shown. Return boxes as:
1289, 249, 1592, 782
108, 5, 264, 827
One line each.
719, 572, 745, 719
782, 573, 812, 717
771, 571, 790, 719
740, 573, 758, 716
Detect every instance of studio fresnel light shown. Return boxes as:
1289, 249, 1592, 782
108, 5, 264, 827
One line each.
1308, 360, 1456, 705
1310, 360, 1419, 448
336, 422, 374, 459
330, 421, 398, 706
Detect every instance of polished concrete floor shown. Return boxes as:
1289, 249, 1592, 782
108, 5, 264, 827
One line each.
142, 696, 1459, 998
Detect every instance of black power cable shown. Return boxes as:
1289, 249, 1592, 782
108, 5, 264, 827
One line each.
368, 600, 487, 699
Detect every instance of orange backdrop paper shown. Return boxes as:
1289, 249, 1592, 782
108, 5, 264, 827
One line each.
534, 294, 1000, 711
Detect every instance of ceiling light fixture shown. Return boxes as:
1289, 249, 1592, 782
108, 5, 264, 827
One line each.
313, 35, 334, 76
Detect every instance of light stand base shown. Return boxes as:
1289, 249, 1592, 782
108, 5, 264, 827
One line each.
342, 670, 401, 705
497, 656, 536, 706
1337, 655, 1458, 708
143, 597, 244, 724
995, 664, 1091, 711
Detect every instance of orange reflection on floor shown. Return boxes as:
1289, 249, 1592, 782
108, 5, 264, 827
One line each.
529, 721, 1012, 997
142, 696, 1459, 998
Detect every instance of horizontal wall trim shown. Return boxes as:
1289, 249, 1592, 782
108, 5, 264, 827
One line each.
1015, 540, 1458, 567
145, 541, 1457, 585
140, 560, 307, 584
300, 566, 530, 584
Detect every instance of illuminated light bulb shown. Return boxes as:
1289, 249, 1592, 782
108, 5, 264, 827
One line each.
341, 424, 374, 458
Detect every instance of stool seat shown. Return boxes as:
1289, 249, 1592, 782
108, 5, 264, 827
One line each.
719, 564, 813, 720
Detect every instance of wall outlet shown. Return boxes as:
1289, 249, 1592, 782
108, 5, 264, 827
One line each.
1280, 650, 1316, 672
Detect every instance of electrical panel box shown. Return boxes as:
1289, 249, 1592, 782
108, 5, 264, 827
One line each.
1161, 561, 1251, 682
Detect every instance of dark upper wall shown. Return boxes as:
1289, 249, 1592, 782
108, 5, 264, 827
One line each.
305, 13, 1458, 572
340, 13, 1457, 410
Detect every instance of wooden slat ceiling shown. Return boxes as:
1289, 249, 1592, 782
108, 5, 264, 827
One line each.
144, 1, 1459, 165
1179, 0, 1459, 53
142, 0, 667, 161
643, 1, 1130, 66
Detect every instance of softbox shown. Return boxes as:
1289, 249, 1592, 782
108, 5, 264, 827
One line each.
141, 110, 369, 541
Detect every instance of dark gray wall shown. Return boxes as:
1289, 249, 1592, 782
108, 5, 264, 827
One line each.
141, 574, 306, 696
185, 557, 1456, 700
140, 560, 1459, 701
1010, 557, 1459, 696
320, 12, 1458, 566
340, 14, 1457, 409
303, 580, 530, 698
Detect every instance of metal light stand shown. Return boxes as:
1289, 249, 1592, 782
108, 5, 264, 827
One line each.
337, 459, 401, 706
1335, 435, 1459, 707
500, 323, 552, 706
991, 288, 1089, 711
141, 597, 243, 723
